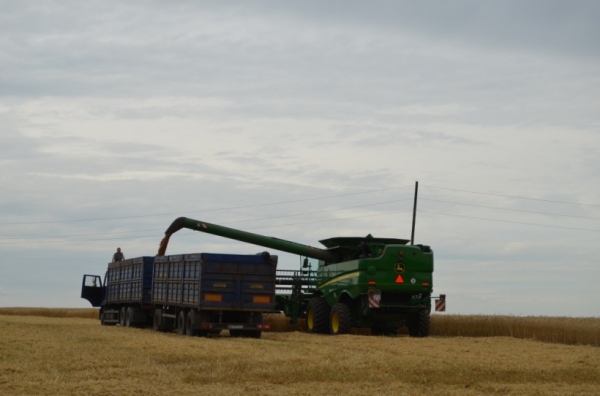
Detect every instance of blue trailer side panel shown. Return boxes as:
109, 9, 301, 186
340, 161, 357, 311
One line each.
200, 253, 277, 311
151, 252, 277, 311
106, 256, 154, 305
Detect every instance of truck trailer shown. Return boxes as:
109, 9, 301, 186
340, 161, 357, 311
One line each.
81, 251, 277, 338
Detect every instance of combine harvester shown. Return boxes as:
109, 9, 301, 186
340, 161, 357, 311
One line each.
154, 215, 437, 337
82, 209, 440, 337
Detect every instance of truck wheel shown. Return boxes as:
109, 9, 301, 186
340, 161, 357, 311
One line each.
329, 303, 352, 335
242, 312, 263, 338
119, 306, 127, 327
408, 309, 430, 338
306, 297, 329, 334
153, 309, 166, 332
125, 307, 134, 327
177, 310, 186, 335
186, 310, 199, 336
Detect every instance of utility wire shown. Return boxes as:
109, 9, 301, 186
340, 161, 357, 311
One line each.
0, 210, 414, 245
0, 198, 413, 242
421, 198, 600, 221
0, 185, 414, 226
420, 210, 600, 233
422, 185, 600, 207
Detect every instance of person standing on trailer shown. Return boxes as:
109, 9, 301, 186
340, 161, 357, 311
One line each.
112, 247, 124, 262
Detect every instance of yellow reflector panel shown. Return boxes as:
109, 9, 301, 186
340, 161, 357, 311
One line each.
204, 294, 222, 302
253, 295, 270, 304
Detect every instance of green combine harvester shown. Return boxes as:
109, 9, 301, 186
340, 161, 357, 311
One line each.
158, 215, 435, 337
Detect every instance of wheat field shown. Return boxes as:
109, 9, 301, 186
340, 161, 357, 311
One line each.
1, 308, 598, 346
0, 312, 599, 395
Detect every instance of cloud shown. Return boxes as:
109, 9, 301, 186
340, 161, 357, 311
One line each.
0, 1, 598, 315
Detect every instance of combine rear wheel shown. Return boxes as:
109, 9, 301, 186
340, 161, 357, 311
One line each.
306, 297, 329, 334
177, 310, 187, 335
408, 309, 430, 337
329, 303, 351, 335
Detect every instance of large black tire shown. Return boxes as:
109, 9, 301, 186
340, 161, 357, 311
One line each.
243, 312, 263, 338
125, 307, 134, 327
119, 306, 127, 327
329, 303, 352, 335
177, 310, 187, 335
408, 309, 430, 338
186, 310, 199, 336
153, 309, 167, 332
306, 297, 329, 334
100, 309, 107, 326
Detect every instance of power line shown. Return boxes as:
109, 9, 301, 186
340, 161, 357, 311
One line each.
420, 198, 600, 221
0, 228, 165, 241
0, 210, 414, 245
420, 210, 600, 233
0, 185, 414, 226
0, 198, 413, 242
422, 185, 600, 208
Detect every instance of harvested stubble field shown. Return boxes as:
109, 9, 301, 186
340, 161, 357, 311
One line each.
0, 312, 599, 396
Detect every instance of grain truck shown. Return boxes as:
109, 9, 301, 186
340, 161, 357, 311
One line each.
81, 251, 277, 338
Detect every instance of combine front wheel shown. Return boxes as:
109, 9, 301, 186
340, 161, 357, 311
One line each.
306, 297, 329, 334
329, 303, 351, 335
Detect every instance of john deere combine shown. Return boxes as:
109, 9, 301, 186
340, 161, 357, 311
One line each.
158, 216, 434, 337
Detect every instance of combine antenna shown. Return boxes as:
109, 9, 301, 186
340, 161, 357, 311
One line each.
410, 181, 418, 245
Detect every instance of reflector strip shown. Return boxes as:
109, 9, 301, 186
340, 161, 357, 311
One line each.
204, 293, 222, 302
253, 295, 271, 304
368, 294, 380, 308
395, 275, 404, 284
435, 299, 446, 312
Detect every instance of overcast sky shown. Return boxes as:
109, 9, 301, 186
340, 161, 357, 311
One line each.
1, 1, 599, 317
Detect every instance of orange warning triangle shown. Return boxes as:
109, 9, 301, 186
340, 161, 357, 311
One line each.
395, 274, 404, 284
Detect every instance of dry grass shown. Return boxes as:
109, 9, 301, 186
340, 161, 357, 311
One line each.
431, 314, 600, 347
0, 307, 98, 319
265, 313, 600, 347
0, 314, 598, 396
3, 309, 598, 347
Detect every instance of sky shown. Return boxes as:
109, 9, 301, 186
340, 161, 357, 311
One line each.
1, 1, 599, 317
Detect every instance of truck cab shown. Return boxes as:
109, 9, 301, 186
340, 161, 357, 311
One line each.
81, 274, 105, 308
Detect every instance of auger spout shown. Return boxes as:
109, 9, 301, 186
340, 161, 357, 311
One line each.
157, 217, 338, 263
